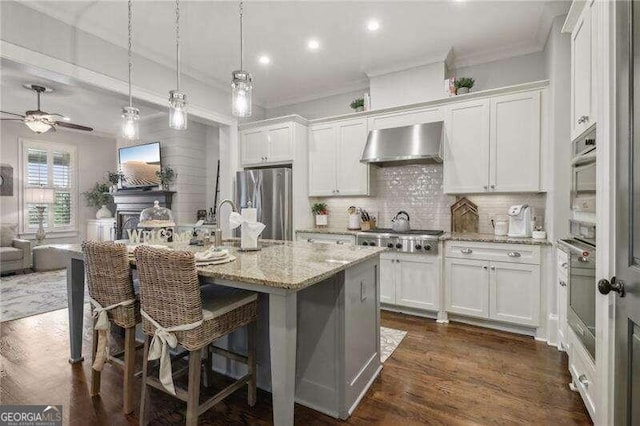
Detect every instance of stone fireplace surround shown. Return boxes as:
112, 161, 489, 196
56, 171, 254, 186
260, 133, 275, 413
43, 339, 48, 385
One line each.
112, 190, 174, 240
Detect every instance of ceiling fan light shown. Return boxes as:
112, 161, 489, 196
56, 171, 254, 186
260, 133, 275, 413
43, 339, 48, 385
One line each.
121, 106, 140, 140
24, 118, 53, 134
232, 70, 253, 118
169, 90, 188, 130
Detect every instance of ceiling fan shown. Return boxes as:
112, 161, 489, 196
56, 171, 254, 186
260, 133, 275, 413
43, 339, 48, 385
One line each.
1, 84, 93, 133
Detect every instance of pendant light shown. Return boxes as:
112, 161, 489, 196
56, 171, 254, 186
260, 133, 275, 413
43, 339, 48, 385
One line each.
169, 0, 188, 130
231, 1, 252, 118
121, 0, 140, 140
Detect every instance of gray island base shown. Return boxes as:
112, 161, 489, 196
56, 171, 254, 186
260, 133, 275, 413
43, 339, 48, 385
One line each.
54, 241, 384, 426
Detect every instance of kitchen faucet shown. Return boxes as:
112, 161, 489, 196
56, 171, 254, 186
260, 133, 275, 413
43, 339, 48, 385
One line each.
214, 199, 237, 246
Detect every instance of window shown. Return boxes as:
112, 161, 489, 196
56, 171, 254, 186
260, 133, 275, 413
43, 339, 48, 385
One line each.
21, 140, 77, 234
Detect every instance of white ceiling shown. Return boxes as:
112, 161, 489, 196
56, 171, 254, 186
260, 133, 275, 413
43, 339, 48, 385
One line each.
21, 0, 570, 108
0, 59, 165, 136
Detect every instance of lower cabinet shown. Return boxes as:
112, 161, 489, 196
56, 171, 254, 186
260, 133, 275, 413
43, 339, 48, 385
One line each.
380, 253, 440, 311
86, 218, 116, 242
445, 249, 541, 327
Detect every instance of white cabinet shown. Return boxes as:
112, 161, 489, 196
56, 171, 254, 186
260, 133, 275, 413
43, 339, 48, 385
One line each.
443, 99, 490, 193
380, 252, 440, 312
557, 248, 569, 348
86, 218, 115, 242
444, 241, 542, 327
490, 91, 541, 192
309, 118, 369, 197
570, 0, 596, 139
240, 122, 294, 166
443, 90, 542, 194
445, 258, 489, 318
367, 107, 443, 131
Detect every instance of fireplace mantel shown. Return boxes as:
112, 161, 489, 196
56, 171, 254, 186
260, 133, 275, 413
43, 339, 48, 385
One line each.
113, 190, 175, 239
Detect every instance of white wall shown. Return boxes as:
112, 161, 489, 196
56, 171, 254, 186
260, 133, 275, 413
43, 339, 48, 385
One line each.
265, 89, 367, 120
450, 51, 547, 93
0, 121, 117, 243
369, 62, 447, 109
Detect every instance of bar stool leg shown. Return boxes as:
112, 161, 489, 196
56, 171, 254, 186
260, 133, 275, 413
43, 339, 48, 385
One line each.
90, 319, 101, 397
186, 350, 203, 426
123, 327, 136, 414
139, 336, 151, 426
247, 321, 257, 407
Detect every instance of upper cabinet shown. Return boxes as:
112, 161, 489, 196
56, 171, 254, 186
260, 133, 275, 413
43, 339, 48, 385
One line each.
240, 121, 294, 166
309, 118, 369, 197
570, 0, 597, 139
368, 107, 443, 131
443, 89, 542, 194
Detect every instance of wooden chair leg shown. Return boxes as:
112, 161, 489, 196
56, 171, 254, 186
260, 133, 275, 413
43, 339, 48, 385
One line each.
123, 327, 136, 414
247, 321, 257, 407
139, 336, 151, 426
90, 323, 101, 397
186, 350, 202, 426
204, 346, 213, 388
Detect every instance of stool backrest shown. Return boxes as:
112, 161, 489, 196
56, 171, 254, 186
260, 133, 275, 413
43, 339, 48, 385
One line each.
134, 245, 203, 328
82, 241, 135, 308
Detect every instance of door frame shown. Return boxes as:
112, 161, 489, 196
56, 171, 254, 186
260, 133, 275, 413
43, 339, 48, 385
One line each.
594, 1, 616, 424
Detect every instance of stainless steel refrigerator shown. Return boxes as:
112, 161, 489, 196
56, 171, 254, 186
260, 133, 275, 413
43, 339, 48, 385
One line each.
235, 168, 292, 241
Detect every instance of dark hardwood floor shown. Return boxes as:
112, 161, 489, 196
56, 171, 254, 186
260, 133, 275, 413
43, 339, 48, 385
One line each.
0, 307, 591, 425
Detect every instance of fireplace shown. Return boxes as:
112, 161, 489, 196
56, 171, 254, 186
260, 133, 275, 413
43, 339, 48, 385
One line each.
112, 190, 174, 239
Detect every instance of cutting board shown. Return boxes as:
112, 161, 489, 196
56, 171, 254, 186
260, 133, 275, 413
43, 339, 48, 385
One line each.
451, 197, 479, 233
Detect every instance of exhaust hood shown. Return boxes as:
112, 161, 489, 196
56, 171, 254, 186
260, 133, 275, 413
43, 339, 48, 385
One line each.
360, 122, 444, 166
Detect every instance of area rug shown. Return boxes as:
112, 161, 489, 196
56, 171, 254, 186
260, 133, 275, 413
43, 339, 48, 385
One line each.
0, 269, 87, 322
380, 326, 407, 363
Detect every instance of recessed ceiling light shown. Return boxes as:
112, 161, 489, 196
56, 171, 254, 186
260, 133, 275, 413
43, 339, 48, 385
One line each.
367, 19, 380, 32
307, 39, 320, 50
258, 55, 271, 65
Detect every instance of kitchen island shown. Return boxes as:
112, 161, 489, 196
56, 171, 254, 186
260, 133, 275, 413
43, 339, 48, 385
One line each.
53, 241, 385, 426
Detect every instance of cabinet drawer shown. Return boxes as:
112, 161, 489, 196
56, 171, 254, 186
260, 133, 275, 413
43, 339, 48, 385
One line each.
568, 329, 596, 420
445, 241, 540, 264
296, 232, 355, 246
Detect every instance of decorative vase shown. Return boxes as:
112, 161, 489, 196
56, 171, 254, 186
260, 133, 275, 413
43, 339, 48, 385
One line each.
456, 87, 470, 95
315, 214, 328, 227
96, 205, 112, 219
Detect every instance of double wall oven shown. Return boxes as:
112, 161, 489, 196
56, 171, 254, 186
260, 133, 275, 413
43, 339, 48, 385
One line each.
571, 127, 596, 213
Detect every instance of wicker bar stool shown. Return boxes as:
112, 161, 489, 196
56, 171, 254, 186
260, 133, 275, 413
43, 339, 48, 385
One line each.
134, 245, 258, 426
81, 241, 141, 415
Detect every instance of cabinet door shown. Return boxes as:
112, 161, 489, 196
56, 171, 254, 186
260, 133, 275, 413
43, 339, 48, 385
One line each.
266, 124, 293, 163
443, 100, 490, 193
241, 129, 267, 165
490, 91, 541, 192
571, 2, 593, 138
308, 125, 337, 196
86, 222, 99, 241
489, 261, 540, 326
336, 119, 369, 196
445, 258, 489, 318
379, 256, 396, 305
396, 255, 440, 311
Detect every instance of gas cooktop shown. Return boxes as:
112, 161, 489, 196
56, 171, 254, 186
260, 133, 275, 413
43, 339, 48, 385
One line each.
358, 228, 445, 237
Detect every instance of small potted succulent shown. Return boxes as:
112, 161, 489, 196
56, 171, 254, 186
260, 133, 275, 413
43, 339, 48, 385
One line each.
83, 182, 113, 219
455, 77, 475, 95
156, 167, 177, 191
311, 202, 329, 227
350, 98, 365, 112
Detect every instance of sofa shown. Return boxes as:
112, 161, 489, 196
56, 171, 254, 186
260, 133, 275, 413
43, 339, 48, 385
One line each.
1, 224, 32, 274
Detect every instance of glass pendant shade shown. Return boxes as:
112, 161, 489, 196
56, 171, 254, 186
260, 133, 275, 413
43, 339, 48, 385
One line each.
169, 90, 188, 130
121, 106, 140, 140
232, 70, 253, 118
24, 119, 53, 134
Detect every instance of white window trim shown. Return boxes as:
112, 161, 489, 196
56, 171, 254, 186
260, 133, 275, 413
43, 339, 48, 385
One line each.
19, 138, 79, 236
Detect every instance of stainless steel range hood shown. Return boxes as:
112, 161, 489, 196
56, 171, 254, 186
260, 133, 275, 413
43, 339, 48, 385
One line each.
360, 122, 443, 166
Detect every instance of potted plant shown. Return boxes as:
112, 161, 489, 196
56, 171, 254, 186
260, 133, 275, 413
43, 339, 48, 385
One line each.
83, 182, 113, 219
156, 167, 177, 190
454, 77, 475, 95
350, 98, 365, 112
311, 202, 329, 227
107, 171, 123, 193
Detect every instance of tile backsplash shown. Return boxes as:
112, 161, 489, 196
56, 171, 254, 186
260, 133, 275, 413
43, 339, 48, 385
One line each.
309, 164, 546, 233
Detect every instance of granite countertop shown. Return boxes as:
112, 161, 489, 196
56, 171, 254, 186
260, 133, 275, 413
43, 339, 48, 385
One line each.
440, 232, 551, 246
51, 240, 385, 290
296, 228, 361, 235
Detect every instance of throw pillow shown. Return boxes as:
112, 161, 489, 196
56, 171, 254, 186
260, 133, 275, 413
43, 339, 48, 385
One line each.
0, 224, 17, 247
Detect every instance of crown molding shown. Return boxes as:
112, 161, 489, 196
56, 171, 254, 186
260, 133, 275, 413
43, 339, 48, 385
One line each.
561, 0, 587, 33
263, 78, 370, 110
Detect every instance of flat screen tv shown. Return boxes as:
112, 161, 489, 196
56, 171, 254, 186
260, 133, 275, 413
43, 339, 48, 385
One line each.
118, 142, 162, 189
